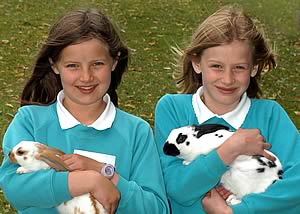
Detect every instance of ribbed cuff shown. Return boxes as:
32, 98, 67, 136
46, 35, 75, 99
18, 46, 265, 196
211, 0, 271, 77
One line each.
51, 171, 72, 204
116, 175, 133, 208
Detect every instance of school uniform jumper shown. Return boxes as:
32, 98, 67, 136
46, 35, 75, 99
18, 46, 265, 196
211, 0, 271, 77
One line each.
154, 86, 300, 214
0, 91, 169, 214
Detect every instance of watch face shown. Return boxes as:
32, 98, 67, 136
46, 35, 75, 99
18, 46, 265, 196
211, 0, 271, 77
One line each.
101, 164, 115, 179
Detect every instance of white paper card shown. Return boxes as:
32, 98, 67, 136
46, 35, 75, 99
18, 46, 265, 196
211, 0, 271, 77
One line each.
74, 149, 116, 166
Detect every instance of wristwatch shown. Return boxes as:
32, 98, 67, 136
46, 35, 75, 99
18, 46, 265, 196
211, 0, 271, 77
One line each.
100, 164, 115, 180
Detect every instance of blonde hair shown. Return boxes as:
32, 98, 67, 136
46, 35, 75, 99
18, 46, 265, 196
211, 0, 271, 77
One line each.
173, 5, 276, 98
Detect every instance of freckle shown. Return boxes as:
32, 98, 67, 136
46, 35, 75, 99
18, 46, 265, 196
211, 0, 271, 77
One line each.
23, 157, 27, 160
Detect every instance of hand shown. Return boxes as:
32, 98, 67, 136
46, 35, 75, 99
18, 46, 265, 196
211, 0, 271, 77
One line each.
68, 170, 120, 214
202, 188, 232, 214
90, 172, 120, 214
61, 154, 104, 172
215, 185, 232, 201
217, 128, 275, 165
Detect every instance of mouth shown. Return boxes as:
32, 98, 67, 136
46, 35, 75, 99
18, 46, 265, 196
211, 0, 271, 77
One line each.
76, 85, 97, 94
216, 86, 236, 95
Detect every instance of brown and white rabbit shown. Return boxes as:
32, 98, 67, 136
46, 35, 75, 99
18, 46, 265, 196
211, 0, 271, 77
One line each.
9, 140, 107, 214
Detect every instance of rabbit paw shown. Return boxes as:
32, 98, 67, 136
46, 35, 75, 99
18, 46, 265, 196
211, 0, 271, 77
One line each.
226, 194, 241, 205
17, 167, 32, 174
182, 160, 191, 165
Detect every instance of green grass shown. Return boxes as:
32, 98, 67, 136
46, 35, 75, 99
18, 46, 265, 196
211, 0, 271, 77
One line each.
0, 0, 299, 212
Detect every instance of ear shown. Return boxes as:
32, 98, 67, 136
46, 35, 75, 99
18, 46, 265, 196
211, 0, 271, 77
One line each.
191, 61, 202, 74
36, 143, 68, 171
49, 58, 60, 74
251, 65, 258, 77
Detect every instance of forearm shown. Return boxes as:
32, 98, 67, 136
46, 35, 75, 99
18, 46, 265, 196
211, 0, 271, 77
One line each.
217, 144, 240, 165
164, 150, 228, 206
68, 170, 100, 197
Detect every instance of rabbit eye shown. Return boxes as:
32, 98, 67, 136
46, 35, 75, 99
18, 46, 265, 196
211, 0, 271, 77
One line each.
16, 148, 26, 156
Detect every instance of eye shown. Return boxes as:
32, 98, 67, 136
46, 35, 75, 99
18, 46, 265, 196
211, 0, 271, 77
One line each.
16, 149, 25, 156
93, 60, 104, 66
236, 65, 246, 69
66, 63, 79, 69
211, 64, 222, 69
234, 65, 249, 72
176, 133, 188, 144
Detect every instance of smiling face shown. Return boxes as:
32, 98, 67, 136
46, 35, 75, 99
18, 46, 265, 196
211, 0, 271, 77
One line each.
52, 38, 117, 113
192, 40, 254, 114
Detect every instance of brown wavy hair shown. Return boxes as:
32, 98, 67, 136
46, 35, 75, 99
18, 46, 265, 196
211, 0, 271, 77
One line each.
173, 5, 276, 98
21, 8, 129, 106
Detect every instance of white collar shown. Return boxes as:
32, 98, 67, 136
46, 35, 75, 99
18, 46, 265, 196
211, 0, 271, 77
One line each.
192, 86, 250, 129
56, 90, 116, 130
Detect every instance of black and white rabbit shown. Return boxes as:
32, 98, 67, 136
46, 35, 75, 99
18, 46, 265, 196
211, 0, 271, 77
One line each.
163, 124, 283, 205
9, 140, 107, 214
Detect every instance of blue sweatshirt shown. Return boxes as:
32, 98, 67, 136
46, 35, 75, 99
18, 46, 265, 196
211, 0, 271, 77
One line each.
154, 92, 300, 214
0, 99, 169, 213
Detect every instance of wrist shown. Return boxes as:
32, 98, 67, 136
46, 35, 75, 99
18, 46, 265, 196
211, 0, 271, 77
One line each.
224, 206, 233, 214
217, 143, 240, 165
100, 163, 115, 180
110, 172, 119, 185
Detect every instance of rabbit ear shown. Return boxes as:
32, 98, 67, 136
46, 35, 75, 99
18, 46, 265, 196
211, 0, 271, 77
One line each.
35, 144, 69, 171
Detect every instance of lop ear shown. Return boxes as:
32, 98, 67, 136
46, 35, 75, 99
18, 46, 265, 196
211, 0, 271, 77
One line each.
36, 144, 68, 171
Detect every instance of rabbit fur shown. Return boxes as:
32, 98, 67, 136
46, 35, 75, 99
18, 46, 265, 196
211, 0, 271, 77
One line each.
163, 124, 283, 205
9, 140, 107, 214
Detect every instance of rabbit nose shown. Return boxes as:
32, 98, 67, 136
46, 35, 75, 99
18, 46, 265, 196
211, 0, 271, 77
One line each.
163, 142, 180, 156
8, 151, 16, 162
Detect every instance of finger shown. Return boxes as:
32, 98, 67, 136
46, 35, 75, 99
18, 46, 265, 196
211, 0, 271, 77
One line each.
62, 158, 75, 166
104, 205, 112, 214
205, 191, 211, 197
215, 187, 225, 195
215, 187, 231, 200
263, 143, 271, 150
111, 203, 118, 214
215, 185, 229, 193
262, 151, 276, 161
210, 188, 218, 196
215, 186, 223, 191
60, 154, 73, 160
222, 191, 233, 200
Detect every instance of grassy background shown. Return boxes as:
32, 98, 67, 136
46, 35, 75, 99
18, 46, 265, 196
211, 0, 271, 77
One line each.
0, 0, 299, 212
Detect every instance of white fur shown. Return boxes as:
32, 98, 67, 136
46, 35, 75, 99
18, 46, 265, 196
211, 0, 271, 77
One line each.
164, 125, 282, 205
57, 194, 105, 214
10, 141, 107, 214
10, 141, 50, 173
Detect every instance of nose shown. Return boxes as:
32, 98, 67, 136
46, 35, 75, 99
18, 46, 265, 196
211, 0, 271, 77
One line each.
80, 67, 94, 82
163, 142, 180, 156
8, 151, 14, 162
221, 69, 235, 85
